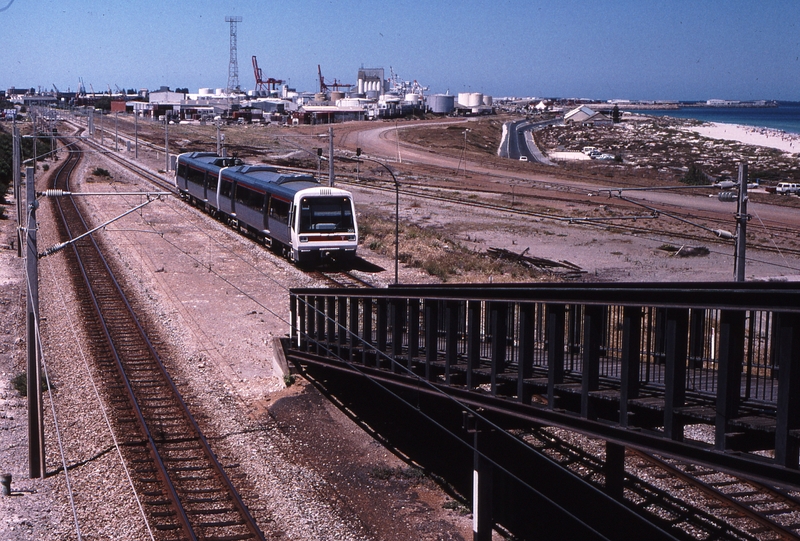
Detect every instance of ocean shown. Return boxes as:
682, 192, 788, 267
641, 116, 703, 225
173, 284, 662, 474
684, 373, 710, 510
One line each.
636, 104, 800, 135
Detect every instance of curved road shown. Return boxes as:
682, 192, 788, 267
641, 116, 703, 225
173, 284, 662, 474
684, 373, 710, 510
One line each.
335, 119, 800, 229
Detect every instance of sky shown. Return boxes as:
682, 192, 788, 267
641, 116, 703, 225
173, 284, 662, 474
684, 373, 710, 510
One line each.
1, 0, 799, 101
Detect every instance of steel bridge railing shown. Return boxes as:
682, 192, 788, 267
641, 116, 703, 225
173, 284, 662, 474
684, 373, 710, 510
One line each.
288, 282, 800, 477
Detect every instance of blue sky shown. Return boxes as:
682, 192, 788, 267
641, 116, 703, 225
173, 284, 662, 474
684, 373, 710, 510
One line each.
2, 0, 799, 101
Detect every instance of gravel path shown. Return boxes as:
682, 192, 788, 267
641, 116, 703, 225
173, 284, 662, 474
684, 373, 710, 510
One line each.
0, 146, 475, 540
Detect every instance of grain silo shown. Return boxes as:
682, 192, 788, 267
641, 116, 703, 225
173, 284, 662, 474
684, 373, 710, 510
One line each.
357, 68, 385, 96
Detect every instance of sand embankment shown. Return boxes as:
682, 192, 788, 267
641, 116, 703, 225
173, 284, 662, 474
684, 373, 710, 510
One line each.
683, 122, 800, 154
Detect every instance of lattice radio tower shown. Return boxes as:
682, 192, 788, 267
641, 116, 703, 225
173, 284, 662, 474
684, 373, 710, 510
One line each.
226, 16, 242, 93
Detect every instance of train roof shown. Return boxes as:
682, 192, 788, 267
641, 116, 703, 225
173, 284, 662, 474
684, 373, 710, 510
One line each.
178, 152, 243, 168
222, 165, 324, 198
178, 152, 352, 199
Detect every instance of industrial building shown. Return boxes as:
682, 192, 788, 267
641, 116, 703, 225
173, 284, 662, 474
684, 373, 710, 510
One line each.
7, 63, 494, 125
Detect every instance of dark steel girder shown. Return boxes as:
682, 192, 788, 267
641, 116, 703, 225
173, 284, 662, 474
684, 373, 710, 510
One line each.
288, 349, 800, 490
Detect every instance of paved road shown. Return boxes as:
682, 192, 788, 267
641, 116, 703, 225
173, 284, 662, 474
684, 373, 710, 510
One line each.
340, 119, 800, 229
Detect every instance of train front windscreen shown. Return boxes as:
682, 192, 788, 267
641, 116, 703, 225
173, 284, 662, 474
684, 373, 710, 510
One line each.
298, 196, 355, 233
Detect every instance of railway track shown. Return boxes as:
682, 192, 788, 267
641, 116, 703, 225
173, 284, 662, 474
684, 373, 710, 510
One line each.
636, 451, 800, 540
50, 140, 265, 540
309, 270, 375, 288
77, 114, 800, 264
523, 426, 800, 540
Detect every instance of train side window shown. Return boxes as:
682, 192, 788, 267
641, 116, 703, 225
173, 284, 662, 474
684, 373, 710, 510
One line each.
235, 184, 265, 211
187, 166, 205, 186
220, 179, 233, 198
207, 172, 218, 192
269, 198, 290, 225
177, 163, 187, 180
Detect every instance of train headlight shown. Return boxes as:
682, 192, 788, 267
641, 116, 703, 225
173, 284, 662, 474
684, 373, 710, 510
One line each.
299, 236, 309, 243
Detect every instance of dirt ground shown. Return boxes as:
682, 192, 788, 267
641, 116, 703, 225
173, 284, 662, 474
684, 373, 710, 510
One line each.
2, 112, 800, 540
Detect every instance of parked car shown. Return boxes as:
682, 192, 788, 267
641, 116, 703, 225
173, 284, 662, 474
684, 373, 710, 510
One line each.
776, 182, 800, 195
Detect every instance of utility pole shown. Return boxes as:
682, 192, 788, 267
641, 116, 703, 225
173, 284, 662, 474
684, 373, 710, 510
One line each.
735, 162, 749, 282
328, 125, 335, 187
134, 112, 139, 159
25, 166, 45, 479
13, 124, 22, 257
164, 112, 170, 173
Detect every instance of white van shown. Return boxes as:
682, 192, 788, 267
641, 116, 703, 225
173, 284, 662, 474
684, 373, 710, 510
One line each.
582, 146, 598, 155
776, 182, 800, 195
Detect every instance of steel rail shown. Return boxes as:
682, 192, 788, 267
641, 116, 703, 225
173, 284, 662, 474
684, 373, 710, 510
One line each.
50, 140, 266, 541
634, 450, 800, 540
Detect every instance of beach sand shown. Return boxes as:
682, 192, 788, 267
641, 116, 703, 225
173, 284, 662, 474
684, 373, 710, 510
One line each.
683, 122, 800, 154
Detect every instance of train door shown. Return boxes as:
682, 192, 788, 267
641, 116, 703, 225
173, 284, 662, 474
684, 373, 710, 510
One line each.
263, 194, 271, 232
267, 196, 291, 245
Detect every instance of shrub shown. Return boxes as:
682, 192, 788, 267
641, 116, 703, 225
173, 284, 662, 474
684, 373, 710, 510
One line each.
11, 372, 51, 397
682, 163, 709, 185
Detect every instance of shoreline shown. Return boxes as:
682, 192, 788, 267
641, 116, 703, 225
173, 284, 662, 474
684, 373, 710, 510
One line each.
680, 121, 800, 154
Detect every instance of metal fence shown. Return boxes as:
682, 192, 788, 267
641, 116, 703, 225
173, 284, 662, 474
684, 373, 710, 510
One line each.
289, 282, 800, 469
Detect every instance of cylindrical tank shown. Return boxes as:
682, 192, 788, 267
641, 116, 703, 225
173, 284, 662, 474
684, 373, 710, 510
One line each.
215, 88, 224, 95
199, 88, 213, 95
314, 93, 326, 102
330, 91, 345, 102
428, 94, 455, 114
357, 78, 364, 94
482, 95, 493, 106
457, 92, 470, 107
468, 92, 483, 107
405, 93, 420, 104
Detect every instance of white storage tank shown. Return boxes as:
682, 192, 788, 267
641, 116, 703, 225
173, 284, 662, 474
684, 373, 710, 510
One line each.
468, 92, 483, 107
199, 88, 213, 96
457, 92, 470, 107
405, 93, 420, 104
482, 95, 493, 106
428, 94, 455, 114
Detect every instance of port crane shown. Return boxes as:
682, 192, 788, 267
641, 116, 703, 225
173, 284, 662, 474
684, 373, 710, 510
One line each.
251, 55, 283, 93
317, 64, 353, 93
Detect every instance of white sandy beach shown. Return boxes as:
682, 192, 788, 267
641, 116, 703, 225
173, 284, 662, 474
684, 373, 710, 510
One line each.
683, 122, 800, 154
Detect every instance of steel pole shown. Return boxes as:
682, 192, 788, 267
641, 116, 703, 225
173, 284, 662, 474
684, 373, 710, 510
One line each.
13, 125, 22, 257
328, 125, 334, 187
25, 166, 44, 478
735, 162, 748, 282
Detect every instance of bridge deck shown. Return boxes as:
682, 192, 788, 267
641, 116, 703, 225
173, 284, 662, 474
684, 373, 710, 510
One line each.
287, 282, 800, 488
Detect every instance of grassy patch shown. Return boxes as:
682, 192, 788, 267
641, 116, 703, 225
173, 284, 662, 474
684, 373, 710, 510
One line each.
11, 372, 51, 397
358, 212, 546, 283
